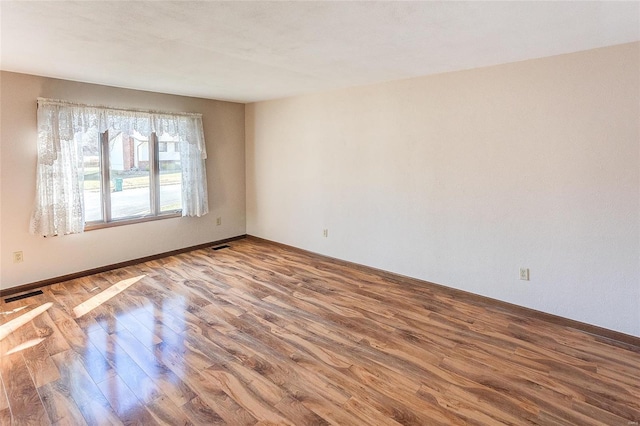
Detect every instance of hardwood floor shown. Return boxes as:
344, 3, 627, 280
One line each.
1, 237, 639, 425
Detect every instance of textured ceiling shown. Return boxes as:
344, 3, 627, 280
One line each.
1, 1, 639, 103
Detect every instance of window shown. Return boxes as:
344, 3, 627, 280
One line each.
82, 131, 183, 228
31, 98, 209, 237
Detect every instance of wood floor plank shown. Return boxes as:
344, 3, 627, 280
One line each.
177, 365, 256, 426
0, 349, 48, 425
55, 317, 116, 385
274, 394, 330, 426
96, 374, 159, 425
6, 318, 61, 390
31, 310, 72, 357
180, 396, 226, 425
0, 373, 9, 412
24, 346, 60, 390
86, 326, 163, 405
39, 380, 88, 426
50, 350, 123, 425
203, 368, 294, 425
113, 310, 163, 350
2, 237, 639, 425
0, 408, 11, 425
111, 328, 196, 406
146, 394, 194, 426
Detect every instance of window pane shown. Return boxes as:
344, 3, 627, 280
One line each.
110, 131, 151, 219
159, 138, 182, 213
80, 127, 102, 222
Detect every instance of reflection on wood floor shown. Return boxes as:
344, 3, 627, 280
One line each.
1, 237, 639, 425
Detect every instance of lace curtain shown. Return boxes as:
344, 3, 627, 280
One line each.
31, 98, 208, 237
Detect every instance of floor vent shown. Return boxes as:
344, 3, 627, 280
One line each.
5, 290, 44, 303
212, 245, 231, 251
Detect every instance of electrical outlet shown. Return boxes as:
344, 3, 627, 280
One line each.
216, 217, 222, 226
13, 251, 24, 263
519, 268, 529, 281
323, 229, 328, 238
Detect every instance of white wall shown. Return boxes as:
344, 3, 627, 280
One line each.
1, 72, 246, 290
246, 43, 640, 337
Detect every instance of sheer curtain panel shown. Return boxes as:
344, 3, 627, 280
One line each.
30, 99, 208, 237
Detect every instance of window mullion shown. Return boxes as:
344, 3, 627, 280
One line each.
100, 131, 112, 223
150, 133, 160, 216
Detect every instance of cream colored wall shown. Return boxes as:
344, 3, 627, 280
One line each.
246, 43, 640, 336
1, 72, 246, 289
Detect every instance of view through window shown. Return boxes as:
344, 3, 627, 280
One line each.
81, 129, 182, 226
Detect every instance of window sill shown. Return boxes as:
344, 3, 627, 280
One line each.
85, 211, 182, 231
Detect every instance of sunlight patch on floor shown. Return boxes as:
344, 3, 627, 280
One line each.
0, 302, 53, 341
5, 337, 46, 355
0, 305, 30, 316
73, 275, 145, 318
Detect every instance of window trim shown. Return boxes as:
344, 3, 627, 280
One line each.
85, 130, 182, 230
84, 212, 181, 231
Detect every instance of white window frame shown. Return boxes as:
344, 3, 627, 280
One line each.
86, 131, 181, 230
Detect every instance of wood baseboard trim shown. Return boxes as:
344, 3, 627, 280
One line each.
0, 235, 247, 298
246, 235, 640, 350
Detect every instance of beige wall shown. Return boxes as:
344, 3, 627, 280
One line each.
246, 43, 640, 336
1, 72, 246, 289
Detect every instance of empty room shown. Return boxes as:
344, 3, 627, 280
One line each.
1, 1, 639, 425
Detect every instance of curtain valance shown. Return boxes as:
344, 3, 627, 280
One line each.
37, 98, 207, 165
